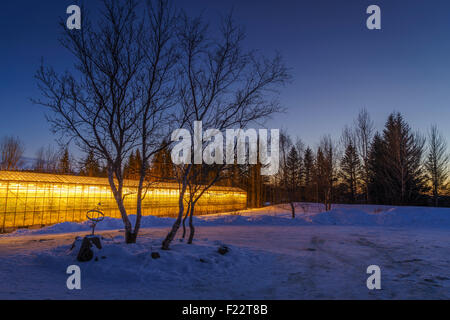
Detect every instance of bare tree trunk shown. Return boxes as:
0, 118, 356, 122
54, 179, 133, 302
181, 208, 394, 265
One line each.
290, 201, 295, 219
130, 174, 146, 244
434, 189, 438, 207
107, 168, 135, 243
162, 165, 191, 250
434, 178, 439, 206
328, 188, 333, 211
187, 202, 196, 244
181, 200, 191, 240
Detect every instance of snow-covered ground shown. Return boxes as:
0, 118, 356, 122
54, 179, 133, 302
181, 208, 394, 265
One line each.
0, 203, 449, 299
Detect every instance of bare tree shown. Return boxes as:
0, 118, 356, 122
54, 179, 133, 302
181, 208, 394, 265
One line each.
0, 136, 24, 170
354, 109, 374, 203
34, 145, 59, 173
278, 132, 297, 217
131, 0, 179, 243
318, 135, 337, 211
161, 12, 289, 249
425, 125, 449, 207
341, 125, 356, 151
34, 147, 46, 172
34, 0, 177, 243
181, 164, 221, 244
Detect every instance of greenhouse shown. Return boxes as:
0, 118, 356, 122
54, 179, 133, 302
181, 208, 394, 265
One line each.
0, 171, 247, 232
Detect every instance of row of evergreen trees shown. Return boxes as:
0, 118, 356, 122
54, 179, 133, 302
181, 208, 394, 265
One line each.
46, 147, 175, 182
279, 111, 449, 208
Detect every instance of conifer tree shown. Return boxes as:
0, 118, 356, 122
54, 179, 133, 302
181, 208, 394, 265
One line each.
340, 142, 361, 203
286, 146, 300, 217
303, 146, 315, 201
368, 133, 386, 204
58, 148, 72, 174
149, 144, 174, 181
379, 113, 427, 205
80, 149, 101, 177
425, 125, 449, 206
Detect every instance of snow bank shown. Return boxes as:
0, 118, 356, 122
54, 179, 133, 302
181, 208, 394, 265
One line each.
372, 206, 450, 227
7, 215, 176, 236
27, 236, 278, 299
3, 203, 450, 237
311, 205, 450, 227
197, 214, 310, 226
311, 208, 378, 226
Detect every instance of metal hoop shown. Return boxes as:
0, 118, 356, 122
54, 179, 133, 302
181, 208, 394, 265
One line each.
86, 207, 105, 235
86, 209, 105, 223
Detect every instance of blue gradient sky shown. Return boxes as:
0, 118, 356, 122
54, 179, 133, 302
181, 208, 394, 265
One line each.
1, 0, 450, 158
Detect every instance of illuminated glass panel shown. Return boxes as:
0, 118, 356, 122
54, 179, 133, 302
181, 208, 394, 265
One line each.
0, 171, 247, 231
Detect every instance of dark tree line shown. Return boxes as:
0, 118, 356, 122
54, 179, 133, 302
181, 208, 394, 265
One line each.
273, 110, 450, 210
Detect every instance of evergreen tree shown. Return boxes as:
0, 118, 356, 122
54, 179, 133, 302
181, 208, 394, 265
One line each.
149, 144, 174, 181
123, 152, 134, 179
380, 113, 427, 205
425, 125, 449, 206
368, 133, 386, 204
340, 142, 361, 203
303, 146, 315, 201
58, 148, 72, 174
124, 150, 142, 179
284, 146, 300, 217
286, 147, 300, 192
319, 136, 336, 210
80, 149, 101, 177
134, 149, 142, 179
314, 147, 326, 206
247, 163, 263, 208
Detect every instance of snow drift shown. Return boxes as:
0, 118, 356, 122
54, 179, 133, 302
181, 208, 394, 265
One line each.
2, 203, 450, 237
310, 205, 450, 227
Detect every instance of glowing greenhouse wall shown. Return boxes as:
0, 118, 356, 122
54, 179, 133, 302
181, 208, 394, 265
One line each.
0, 171, 247, 232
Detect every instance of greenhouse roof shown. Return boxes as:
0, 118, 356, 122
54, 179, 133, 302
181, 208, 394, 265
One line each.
0, 171, 245, 193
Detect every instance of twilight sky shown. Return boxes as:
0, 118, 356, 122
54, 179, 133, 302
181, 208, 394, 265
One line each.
1, 0, 450, 158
